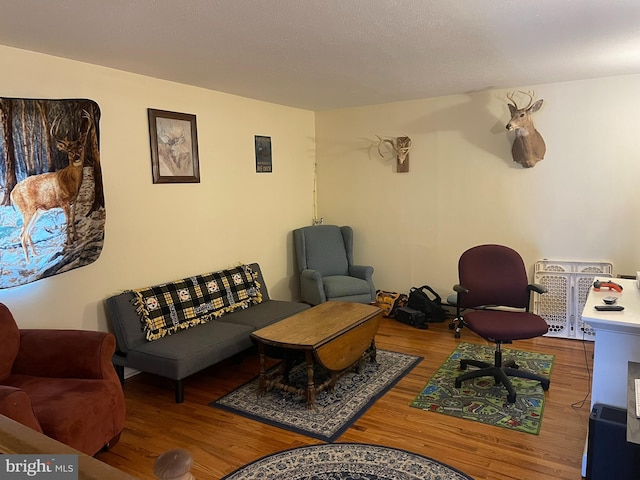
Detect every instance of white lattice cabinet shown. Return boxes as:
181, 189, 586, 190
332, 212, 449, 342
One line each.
532, 260, 613, 341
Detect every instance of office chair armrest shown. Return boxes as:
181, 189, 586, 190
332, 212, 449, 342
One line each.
452, 284, 469, 316
453, 284, 469, 294
348, 265, 373, 281
528, 283, 547, 295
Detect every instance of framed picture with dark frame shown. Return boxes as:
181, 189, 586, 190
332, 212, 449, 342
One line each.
255, 135, 272, 173
148, 108, 200, 183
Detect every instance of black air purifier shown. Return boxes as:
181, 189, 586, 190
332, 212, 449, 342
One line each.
586, 404, 640, 479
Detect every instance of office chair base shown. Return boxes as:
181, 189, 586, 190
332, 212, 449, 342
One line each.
448, 317, 464, 338
454, 354, 550, 404
447, 294, 465, 338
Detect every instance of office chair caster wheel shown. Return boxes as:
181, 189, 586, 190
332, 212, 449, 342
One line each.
449, 322, 455, 330
505, 359, 519, 370
454, 379, 462, 388
507, 393, 516, 404
541, 379, 550, 390
454, 330, 461, 339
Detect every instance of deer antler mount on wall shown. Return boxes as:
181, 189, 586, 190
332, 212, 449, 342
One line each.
505, 91, 546, 168
375, 135, 412, 172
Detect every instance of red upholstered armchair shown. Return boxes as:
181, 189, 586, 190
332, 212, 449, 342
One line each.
0, 303, 126, 456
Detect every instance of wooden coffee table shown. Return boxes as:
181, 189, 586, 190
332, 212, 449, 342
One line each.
250, 301, 382, 408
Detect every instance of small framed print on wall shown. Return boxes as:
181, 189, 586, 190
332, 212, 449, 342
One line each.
148, 108, 200, 183
255, 135, 272, 173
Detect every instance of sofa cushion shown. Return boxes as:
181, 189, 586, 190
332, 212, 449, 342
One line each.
126, 320, 254, 379
131, 264, 262, 341
300, 226, 349, 276
5, 374, 124, 456
106, 292, 147, 354
217, 299, 310, 330
323, 275, 371, 298
0, 304, 20, 382
105, 263, 274, 354
0, 385, 42, 432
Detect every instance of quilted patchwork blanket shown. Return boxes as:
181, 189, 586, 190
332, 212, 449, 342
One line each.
131, 264, 262, 340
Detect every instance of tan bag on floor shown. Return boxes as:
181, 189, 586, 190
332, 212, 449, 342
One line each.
375, 290, 408, 318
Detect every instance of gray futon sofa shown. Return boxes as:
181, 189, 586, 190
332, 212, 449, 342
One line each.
105, 262, 310, 402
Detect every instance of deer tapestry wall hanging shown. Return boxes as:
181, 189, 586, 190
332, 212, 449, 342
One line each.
505, 91, 546, 168
0, 98, 105, 288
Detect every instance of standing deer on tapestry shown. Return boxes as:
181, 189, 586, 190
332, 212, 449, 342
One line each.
506, 91, 546, 168
10, 110, 93, 261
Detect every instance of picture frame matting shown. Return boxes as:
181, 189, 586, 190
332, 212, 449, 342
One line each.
148, 108, 200, 184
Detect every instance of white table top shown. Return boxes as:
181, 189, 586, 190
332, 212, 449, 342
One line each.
582, 278, 640, 334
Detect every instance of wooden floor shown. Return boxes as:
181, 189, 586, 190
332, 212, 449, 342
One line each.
96, 317, 593, 480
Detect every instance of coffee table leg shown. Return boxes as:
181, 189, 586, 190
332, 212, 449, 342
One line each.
257, 343, 267, 396
283, 358, 292, 383
329, 372, 338, 392
305, 351, 315, 408
369, 338, 377, 363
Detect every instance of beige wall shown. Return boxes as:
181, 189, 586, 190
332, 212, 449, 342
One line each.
315, 76, 640, 297
2, 44, 639, 331
0, 45, 316, 331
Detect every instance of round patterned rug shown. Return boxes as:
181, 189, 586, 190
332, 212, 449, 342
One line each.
221, 443, 473, 479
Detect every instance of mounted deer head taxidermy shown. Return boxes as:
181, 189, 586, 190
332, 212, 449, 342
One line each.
506, 91, 546, 168
375, 135, 412, 172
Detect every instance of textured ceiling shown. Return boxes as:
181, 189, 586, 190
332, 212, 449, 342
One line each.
1, 0, 639, 110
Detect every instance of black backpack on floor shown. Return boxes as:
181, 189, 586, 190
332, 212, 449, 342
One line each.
407, 285, 447, 323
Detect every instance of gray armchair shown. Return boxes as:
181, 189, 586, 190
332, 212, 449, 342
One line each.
293, 225, 375, 305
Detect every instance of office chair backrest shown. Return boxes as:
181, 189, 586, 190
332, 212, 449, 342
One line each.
458, 244, 530, 309
295, 225, 351, 277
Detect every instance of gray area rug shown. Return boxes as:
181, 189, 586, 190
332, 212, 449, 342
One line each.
221, 443, 474, 479
211, 350, 421, 441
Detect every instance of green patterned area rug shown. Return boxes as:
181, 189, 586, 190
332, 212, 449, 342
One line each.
410, 342, 554, 435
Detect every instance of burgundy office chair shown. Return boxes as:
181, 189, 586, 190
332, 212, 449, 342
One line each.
453, 244, 550, 403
